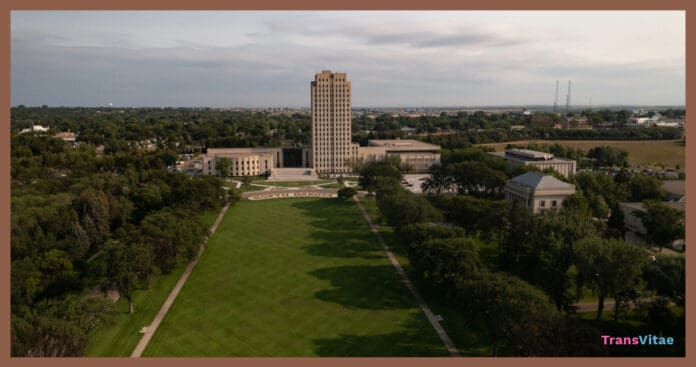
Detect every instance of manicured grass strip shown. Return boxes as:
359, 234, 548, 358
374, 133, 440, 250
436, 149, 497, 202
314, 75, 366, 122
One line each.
84, 265, 186, 356
199, 208, 222, 229
252, 180, 331, 187
319, 182, 346, 189
143, 198, 448, 356
238, 184, 268, 193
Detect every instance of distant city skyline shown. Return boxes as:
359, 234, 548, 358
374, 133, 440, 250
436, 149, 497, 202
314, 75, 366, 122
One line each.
11, 11, 685, 107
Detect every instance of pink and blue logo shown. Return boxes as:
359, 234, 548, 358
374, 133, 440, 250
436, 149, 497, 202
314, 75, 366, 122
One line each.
602, 335, 675, 346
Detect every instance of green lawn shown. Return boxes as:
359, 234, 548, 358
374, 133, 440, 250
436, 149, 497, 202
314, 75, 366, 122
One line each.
84, 265, 187, 356
319, 182, 346, 189
252, 180, 331, 188
142, 198, 448, 356
238, 184, 267, 193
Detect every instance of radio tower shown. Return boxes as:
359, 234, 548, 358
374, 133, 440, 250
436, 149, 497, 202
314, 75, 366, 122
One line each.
565, 80, 572, 114
552, 80, 559, 113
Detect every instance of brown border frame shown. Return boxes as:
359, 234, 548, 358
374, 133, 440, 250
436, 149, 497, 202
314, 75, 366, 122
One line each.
1, 1, 691, 366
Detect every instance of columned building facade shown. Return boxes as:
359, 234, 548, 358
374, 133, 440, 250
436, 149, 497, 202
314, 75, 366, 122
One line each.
311, 70, 353, 173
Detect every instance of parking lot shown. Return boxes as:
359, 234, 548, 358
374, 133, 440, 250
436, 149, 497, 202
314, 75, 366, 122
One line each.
401, 174, 430, 194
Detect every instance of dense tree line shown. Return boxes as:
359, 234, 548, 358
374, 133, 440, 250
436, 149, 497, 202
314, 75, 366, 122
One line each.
360, 151, 684, 355
11, 107, 312, 150
12, 107, 683, 156
421, 146, 553, 198
11, 133, 234, 356
420, 126, 682, 150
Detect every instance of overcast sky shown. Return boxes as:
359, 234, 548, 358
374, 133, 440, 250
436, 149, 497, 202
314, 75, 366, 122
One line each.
11, 11, 685, 107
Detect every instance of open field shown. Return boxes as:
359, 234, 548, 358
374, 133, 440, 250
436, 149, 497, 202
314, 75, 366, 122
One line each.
142, 198, 448, 356
478, 140, 685, 169
85, 210, 222, 356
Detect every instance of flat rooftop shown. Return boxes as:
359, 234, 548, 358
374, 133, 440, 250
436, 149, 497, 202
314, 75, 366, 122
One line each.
662, 180, 685, 197
367, 139, 440, 151
505, 148, 554, 160
488, 149, 574, 162
207, 147, 281, 154
205, 152, 274, 158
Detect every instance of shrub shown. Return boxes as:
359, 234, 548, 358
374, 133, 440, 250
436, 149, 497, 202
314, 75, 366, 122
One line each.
337, 187, 357, 200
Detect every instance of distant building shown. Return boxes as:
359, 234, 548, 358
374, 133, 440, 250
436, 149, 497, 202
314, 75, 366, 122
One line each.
201, 70, 441, 177
504, 172, 576, 214
53, 131, 77, 142
19, 125, 50, 134
653, 121, 683, 129
401, 126, 418, 135
358, 139, 441, 172
628, 117, 653, 127
619, 201, 685, 250
488, 148, 577, 178
563, 116, 592, 130
530, 114, 554, 128
203, 147, 313, 176
311, 70, 353, 174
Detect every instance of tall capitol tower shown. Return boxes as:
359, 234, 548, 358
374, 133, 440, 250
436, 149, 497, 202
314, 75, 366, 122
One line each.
311, 70, 355, 174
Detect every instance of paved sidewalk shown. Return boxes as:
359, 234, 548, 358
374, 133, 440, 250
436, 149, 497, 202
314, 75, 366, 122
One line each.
353, 197, 461, 357
130, 202, 232, 358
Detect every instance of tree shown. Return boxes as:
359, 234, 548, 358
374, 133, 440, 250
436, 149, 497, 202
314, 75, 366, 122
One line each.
140, 208, 208, 273
633, 200, 685, 251
337, 187, 357, 200
586, 146, 629, 168
628, 174, 665, 201
421, 163, 454, 194
74, 189, 111, 248
525, 207, 597, 310
562, 191, 592, 217
99, 241, 151, 313
455, 271, 561, 356
11, 295, 113, 357
376, 185, 442, 230
448, 161, 506, 197
575, 236, 648, 320
572, 171, 629, 215
215, 157, 231, 178
499, 200, 534, 272
409, 237, 481, 289
440, 195, 507, 238
643, 254, 685, 305
606, 204, 626, 239
359, 161, 401, 194
400, 223, 466, 247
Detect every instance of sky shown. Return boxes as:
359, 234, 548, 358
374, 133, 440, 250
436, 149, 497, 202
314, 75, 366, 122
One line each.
11, 11, 685, 108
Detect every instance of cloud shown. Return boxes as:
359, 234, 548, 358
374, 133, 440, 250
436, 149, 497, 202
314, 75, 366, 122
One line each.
10, 11, 685, 107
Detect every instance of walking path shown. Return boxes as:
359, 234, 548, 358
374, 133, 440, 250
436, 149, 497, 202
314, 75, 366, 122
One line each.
353, 197, 461, 357
130, 202, 232, 358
